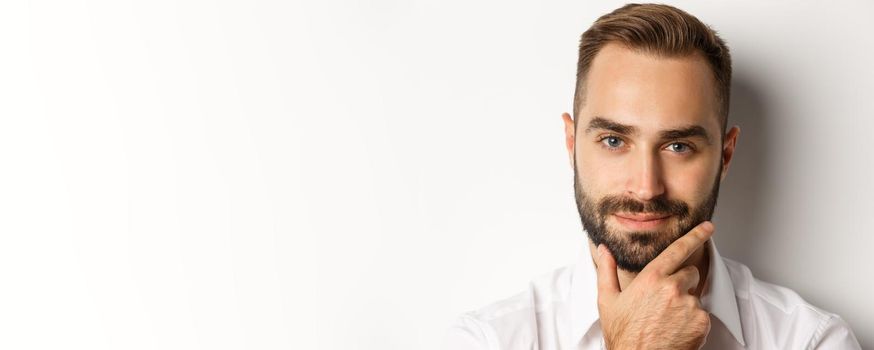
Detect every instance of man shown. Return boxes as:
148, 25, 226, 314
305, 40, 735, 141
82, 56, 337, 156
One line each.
444, 3, 861, 349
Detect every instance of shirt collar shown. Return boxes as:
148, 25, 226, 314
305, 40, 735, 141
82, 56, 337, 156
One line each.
568, 239, 746, 347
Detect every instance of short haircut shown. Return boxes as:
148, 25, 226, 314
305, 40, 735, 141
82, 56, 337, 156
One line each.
573, 3, 732, 135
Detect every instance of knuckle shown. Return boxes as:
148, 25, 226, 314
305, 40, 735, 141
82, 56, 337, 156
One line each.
691, 225, 706, 237
683, 265, 699, 275
661, 281, 682, 297
682, 266, 700, 282
685, 296, 701, 308
641, 271, 661, 285
660, 252, 680, 269
695, 225, 713, 240
672, 240, 690, 254
647, 265, 666, 277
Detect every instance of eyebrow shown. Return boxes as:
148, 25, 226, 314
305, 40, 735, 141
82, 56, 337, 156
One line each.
584, 116, 712, 145
585, 117, 638, 135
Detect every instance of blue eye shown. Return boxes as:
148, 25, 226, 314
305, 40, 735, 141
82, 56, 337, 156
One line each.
667, 142, 692, 153
600, 136, 624, 149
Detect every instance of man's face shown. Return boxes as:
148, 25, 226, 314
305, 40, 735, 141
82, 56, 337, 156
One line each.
564, 43, 737, 273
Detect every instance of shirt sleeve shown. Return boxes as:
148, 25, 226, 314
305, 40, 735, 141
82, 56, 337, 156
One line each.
808, 314, 862, 350
443, 314, 495, 350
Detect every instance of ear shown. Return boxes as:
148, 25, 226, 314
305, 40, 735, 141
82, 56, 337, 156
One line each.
720, 126, 741, 181
562, 112, 575, 170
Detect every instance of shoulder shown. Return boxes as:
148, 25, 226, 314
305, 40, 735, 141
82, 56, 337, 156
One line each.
721, 257, 861, 349
443, 263, 575, 350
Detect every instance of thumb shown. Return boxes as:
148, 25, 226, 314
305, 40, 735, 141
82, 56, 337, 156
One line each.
596, 244, 621, 299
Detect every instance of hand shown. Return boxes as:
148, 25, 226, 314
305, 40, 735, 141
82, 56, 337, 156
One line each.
595, 221, 715, 350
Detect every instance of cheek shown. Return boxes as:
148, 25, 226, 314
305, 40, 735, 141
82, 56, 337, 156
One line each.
576, 148, 628, 192
663, 160, 719, 201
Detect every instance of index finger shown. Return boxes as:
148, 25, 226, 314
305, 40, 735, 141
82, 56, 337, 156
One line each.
643, 221, 715, 276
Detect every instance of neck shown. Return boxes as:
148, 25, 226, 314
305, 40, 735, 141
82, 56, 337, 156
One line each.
588, 239, 711, 298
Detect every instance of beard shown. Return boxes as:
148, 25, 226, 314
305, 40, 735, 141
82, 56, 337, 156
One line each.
573, 157, 722, 273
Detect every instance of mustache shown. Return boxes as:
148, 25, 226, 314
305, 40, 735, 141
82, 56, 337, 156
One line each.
598, 195, 690, 217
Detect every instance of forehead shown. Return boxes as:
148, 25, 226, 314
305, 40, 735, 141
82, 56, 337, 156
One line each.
580, 43, 720, 134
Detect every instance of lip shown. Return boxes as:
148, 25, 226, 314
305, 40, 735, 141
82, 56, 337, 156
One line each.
613, 213, 672, 230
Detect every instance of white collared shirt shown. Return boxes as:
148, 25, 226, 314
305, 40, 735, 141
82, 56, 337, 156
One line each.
444, 240, 861, 349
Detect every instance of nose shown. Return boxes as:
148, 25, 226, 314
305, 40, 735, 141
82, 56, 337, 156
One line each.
626, 149, 666, 202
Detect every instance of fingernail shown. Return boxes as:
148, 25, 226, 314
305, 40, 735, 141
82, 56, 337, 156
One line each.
702, 221, 714, 231
596, 244, 604, 258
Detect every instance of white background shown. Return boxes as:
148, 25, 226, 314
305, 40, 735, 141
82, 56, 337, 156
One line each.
1, 0, 872, 349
